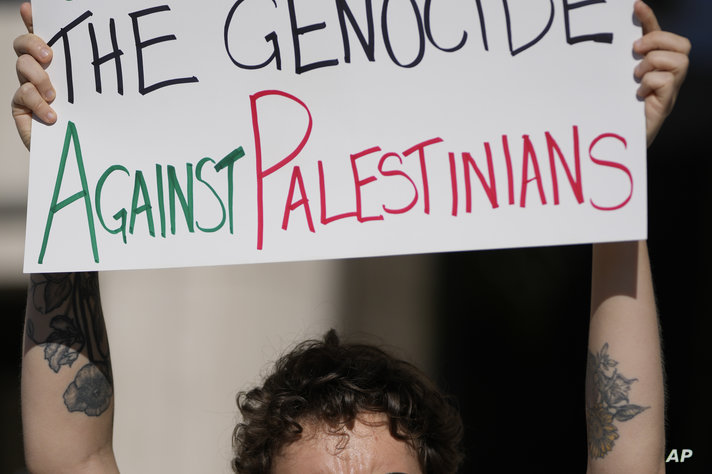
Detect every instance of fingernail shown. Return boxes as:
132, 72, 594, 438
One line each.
46, 110, 56, 122
634, 39, 642, 49
45, 89, 55, 101
40, 47, 50, 59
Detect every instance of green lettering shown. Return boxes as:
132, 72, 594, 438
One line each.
39, 121, 99, 264
130, 170, 156, 237
214, 147, 244, 234
168, 163, 194, 234
195, 158, 226, 233
95, 164, 129, 244
156, 164, 166, 238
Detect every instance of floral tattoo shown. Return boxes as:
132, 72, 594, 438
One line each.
585, 343, 648, 459
27, 273, 113, 417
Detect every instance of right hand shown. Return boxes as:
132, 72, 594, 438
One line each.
633, 1, 690, 148
11, 2, 56, 151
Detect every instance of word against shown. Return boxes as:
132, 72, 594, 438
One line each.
665, 449, 693, 463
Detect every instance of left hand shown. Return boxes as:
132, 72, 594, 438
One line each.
633, 1, 690, 147
11, 2, 56, 151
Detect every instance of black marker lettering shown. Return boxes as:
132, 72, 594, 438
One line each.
288, 0, 339, 74
475, 0, 489, 50
47, 10, 93, 104
88, 18, 124, 95
424, 0, 467, 52
129, 5, 198, 95
503, 0, 555, 56
224, 0, 282, 70
336, 0, 376, 63
563, 0, 613, 45
381, 0, 425, 68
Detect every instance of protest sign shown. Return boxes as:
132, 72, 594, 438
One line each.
25, 0, 646, 272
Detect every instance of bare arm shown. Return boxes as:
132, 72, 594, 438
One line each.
585, 3, 690, 472
22, 273, 118, 473
22, 272, 119, 474
586, 242, 664, 474
14, 3, 118, 471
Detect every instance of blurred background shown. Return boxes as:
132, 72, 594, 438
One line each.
1, 0, 709, 472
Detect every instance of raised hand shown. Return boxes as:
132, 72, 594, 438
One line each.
11, 2, 56, 150
633, 0, 690, 147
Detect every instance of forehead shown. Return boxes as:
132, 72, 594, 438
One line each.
271, 416, 422, 474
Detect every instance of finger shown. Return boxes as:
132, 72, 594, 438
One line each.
13, 112, 33, 151
634, 31, 691, 56
12, 82, 57, 124
634, 1, 661, 35
636, 70, 674, 101
20, 2, 33, 34
13, 33, 52, 65
634, 51, 689, 79
16, 54, 56, 102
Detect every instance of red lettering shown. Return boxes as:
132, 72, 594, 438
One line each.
318, 160, 358, 224
402, 137, 443, 215
520, 135, 547, 207
589, 133, 632, 211
251, 89, 312, 250
378, 152, 418, 215
546, 126, 584, 205
282, 166, 315, 232
502, 135, 516, 206
462, 144, 498, 211
350, 146, 384, 223
448, 152, 458, 216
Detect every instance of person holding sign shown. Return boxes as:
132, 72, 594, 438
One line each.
12, 1, 690, 473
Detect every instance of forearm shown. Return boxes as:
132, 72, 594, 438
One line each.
586, 241, 665, 474
22, 272, 118, 474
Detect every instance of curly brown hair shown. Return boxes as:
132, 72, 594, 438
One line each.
232, 330, 464, 473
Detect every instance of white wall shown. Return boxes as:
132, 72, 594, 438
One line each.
102, 263, 343, 472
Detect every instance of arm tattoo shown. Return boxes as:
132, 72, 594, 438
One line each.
26, 272, 113, 417
585, 343, 648, 459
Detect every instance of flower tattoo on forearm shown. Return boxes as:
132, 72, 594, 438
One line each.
585, 343, 648, 459
26, 272, 113, 417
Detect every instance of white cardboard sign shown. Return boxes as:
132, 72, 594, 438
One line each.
25, 0, 645, 272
